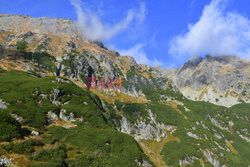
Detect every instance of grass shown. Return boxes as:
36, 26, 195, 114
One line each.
0, 70, 153, 166
139, 131, 179, 167
0, 111, 22, 142
1, 139, 44, 155
159, 100, 250, 166
0, 70, 106, 129
48, 125, 151, 167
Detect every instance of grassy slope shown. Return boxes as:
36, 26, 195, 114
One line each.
0, 69, 151, 167
0, 54, 249, 166
111, 85, 250, 166
160, 101, 250, 167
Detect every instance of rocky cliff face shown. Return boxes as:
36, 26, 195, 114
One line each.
164, 55, 250, 107
0, 14, 175, 103
119, 109, 175, 142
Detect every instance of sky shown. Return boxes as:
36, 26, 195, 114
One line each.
0, 0, 249, 68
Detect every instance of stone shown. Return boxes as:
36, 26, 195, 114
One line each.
47, 111, 59, 121
50, 88, 61, 106
203, 149, 221, 167
214, 133, 222, 139
31, 130, 39, 136
11, 113, 23, 122
59, 109, 69, 122
135, 159, 152, 167
0, 156, 13, 166
187, 132, 200, 140
119, 109, 174, 141
0, 99, 7, 109
40, 94, 47, 99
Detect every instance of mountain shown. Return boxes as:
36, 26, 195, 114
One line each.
164, 55, 249, 107
0, 14, 249, 167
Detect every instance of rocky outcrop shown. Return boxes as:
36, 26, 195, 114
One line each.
50, 88, 62, 106
186, 132, 201, 140
164, 55, 250, 107
203, 149, 222, 167
47, 111, 58, 123
135, 159, 152, 167
0, 156, 13, 166
207, 115, 230, 132
236, 131, 250, 142
11, 113, 24, 122
179, 156, 199, 166
59, 109, 76, 122
0, 14, 80, 40
120, 109, 175, 141
214, 133, 223, 139
31, 130, 39, 136
0, 99, 7, 109
47, 109, 83, 124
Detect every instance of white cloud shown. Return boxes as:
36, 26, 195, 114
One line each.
70, 0, 146, 41
119, 44, 164, 66
169, 0, 250, 60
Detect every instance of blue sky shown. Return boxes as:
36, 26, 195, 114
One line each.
0, 0, 249, 68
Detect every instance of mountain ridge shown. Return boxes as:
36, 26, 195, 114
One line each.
0, 14, 249, 167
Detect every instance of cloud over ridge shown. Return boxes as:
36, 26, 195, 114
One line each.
169, 0, 250, 60
70, 0, 145, 41
119, 44, 164, 67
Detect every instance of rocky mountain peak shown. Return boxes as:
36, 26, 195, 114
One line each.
178, 56, 203, 73
165, 54, 249, 107
180, 55, 246, 71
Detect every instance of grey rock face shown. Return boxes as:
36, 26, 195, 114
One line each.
40, 94, 47, 99
47, 109, 82, 124
47, 111, 59, 124
203, 149, 221, 167
0, 156, 13, 166
179, 156, 199, 166
173, 56, 249, 90
120, 109, 175, 141
135, 159, 152, 167
0, 99, 7, 109
50, 88, 62, 106
31, 130, 39, 136
214, 133, 223, 139
0, 14, 81, 40
11, 113, 23, 122
236, 131, 250, 142
59, 50, 125, 94
55, 77, 69, 83
164, 55, 250, 106
187, 132, 201, 140
59, 109, 73, 122
207, 115, 230, 132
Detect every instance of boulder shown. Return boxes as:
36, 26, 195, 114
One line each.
31, 130, 39, 136
0, 99, 7, 109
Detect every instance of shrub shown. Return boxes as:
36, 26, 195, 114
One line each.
16, 41, 27, 52
67, 153, 112, 167
0, 67, 5, 73
0, 111, 21, 142
31, 145, 66, 165
1, 139, 44, 155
